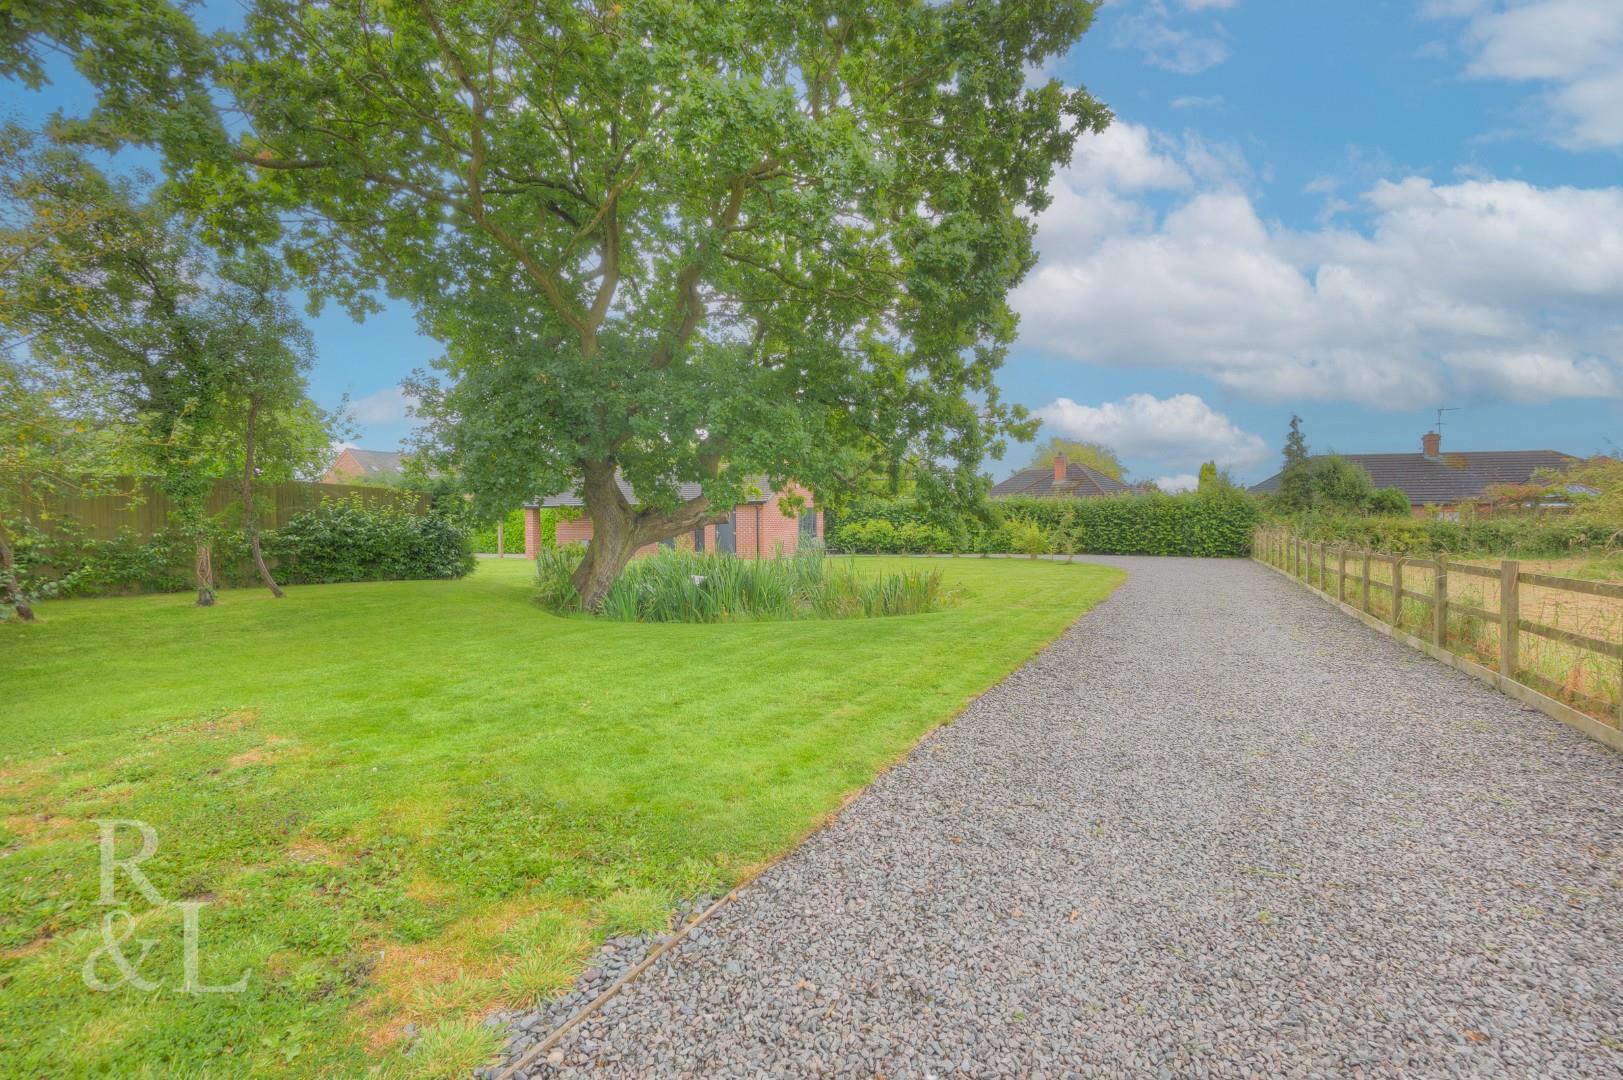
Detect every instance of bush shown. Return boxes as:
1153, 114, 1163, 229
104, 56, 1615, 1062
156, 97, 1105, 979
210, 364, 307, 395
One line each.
1005, 517, 1050, 557
827, 491, 1259, 557
268, 497, 475, 583
534, 544, 950, 622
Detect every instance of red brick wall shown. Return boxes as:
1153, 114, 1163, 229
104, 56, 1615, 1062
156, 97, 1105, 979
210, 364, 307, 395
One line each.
523, 507, 542, 558
541, 483, 818, 560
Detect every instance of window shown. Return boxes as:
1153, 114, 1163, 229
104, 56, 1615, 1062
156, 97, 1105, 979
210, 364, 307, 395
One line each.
693, 527, 706, 552
799, 508, 817, 540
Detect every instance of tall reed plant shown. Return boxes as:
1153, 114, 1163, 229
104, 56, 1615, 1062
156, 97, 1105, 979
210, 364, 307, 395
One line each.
535, 544, 950, 622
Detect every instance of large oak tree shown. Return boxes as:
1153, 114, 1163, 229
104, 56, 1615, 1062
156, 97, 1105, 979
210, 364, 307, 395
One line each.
13, 1, 1111, 607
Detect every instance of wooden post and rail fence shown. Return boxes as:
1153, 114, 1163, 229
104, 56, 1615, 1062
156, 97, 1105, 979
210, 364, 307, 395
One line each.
1254, 527, 1623, 751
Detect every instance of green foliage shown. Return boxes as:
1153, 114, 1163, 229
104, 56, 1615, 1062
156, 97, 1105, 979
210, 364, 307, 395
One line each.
830, 491, 1261, 557
13, 498, 475, 598
535, 544, 949, 623
268, 498, 474, 584
826, 518, 953, 555
1366, 487, 1413, 515
1005, 516, 1051, 557
470, 508, 531, 555
1276, 511, 1620, 556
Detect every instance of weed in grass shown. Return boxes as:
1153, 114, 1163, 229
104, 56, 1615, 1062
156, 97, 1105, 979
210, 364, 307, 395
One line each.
394, 1018, 505, 1080
595, 886, 671, 937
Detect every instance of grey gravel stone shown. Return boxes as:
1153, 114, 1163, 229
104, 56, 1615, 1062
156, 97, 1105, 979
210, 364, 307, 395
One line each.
492, 557, 1623, 1078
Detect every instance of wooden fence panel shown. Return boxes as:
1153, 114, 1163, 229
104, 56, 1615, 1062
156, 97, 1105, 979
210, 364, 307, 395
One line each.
26, 478, 431, 541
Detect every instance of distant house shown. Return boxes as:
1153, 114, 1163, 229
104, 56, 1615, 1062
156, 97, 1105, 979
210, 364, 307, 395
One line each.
522, 476, 821, 560
323, 448, 409, 485
988, 454, 1131, 499
1247, 431, 1577, 515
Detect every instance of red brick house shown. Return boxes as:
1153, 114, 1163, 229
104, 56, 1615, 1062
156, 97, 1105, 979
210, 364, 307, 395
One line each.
323, 447, 408, 485
522, 478, 821, 559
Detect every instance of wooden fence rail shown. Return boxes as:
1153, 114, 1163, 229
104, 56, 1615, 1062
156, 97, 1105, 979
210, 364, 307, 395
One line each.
1256, 527, 1623, 749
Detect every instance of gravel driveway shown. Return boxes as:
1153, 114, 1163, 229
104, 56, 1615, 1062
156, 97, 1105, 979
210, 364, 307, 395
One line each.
504, 556, 1623, 1078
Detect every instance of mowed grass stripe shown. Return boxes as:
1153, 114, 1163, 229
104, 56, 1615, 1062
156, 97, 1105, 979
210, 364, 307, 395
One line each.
0, 556, 1121, 1077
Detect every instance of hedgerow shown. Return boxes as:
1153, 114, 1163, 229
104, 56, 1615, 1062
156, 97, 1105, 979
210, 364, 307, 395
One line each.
827, 491, 1259, 557
1272, 512, 1622, 556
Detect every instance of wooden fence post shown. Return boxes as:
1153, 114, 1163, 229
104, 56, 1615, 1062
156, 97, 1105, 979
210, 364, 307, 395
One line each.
1499, 559, 1519, 678
1433, 563, 1448, 646
1337, 548, 1347, 602
1361, 550, 1371, 613
1318, 543, 1327, 591
1390, 556, 1405, 627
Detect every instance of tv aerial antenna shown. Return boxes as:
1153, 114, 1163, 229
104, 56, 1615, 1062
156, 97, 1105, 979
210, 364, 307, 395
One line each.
1434, 406, 1459, 435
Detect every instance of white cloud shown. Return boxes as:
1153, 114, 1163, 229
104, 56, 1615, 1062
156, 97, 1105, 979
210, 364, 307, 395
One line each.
1444, 348, 1620, 403
1170, 94, 1223, 109
1437, 0, 1623, 148
1154, 473, 1201, 493
350, 384, 417, 424
1034, 393, 1269, 470
1110, 1, 1232, 74
1013, 124, 1623, 409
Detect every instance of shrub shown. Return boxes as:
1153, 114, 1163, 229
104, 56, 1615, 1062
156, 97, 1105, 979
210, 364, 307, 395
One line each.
1005, 517, 1050, 557
535, 544, 949, 622
268, 497, 475, 583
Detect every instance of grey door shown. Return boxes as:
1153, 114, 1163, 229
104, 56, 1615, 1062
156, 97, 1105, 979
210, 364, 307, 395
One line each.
715, 511, 736, 554
693, 527, 706, 552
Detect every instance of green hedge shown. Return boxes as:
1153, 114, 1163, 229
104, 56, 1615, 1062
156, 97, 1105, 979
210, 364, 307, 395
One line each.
828, 492, 1259, 557
471, 508, 529, 554
1272, 512, 1622, 556
13, 497, 473, 600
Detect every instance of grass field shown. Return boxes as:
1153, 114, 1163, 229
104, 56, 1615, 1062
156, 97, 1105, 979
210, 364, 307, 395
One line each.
0, 556, 1122, 1077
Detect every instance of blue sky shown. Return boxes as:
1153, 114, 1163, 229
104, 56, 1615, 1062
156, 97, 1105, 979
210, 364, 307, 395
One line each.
5, 1, 1621, 488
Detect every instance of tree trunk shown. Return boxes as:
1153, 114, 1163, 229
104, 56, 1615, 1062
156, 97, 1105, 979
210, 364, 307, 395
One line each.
569, 473, 640, 610
0, 522, 36, 622
567, 460, 725, 611
241, 395, 284, 598
195, 540, 216, 606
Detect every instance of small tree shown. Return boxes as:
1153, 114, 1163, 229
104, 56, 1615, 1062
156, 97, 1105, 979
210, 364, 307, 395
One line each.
1277, 414, 1313, 510
5, 144, 333, 603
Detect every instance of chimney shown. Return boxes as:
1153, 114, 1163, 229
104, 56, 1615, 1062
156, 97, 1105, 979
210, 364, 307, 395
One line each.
1053, 453, 1067, 483
1422, 431, 1441, 459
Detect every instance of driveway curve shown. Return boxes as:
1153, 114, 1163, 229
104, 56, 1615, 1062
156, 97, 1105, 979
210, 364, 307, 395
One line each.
514, 556, 1623, 1078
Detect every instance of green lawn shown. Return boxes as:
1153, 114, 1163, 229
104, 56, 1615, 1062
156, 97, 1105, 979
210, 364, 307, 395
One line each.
0, 556, 1122, 1077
